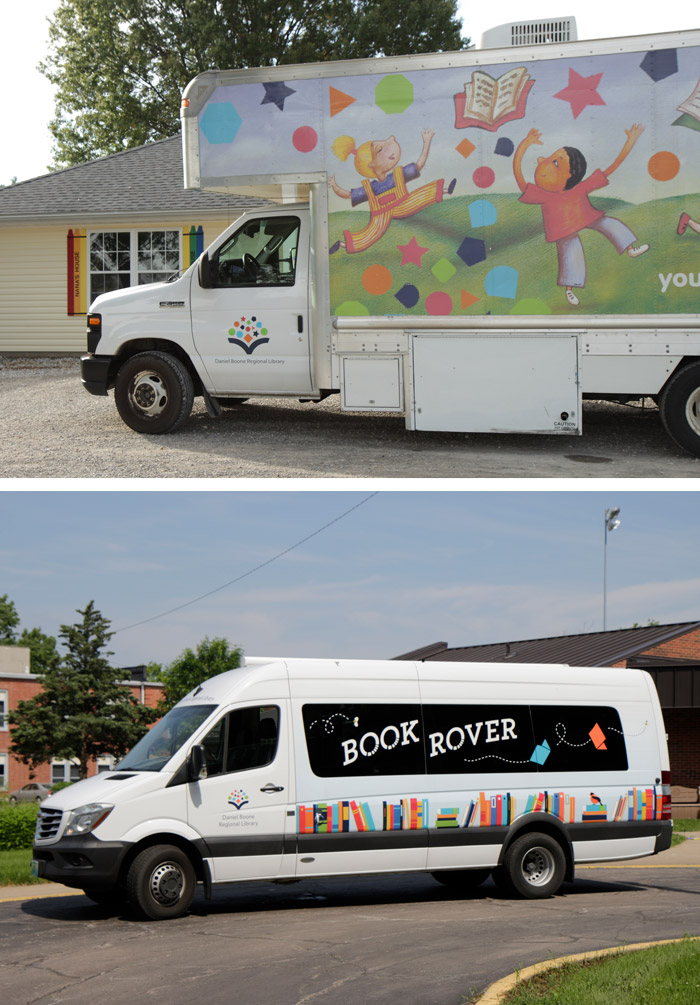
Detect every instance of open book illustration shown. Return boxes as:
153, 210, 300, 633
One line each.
674, 77, 700, 131
454, 66, 534, 131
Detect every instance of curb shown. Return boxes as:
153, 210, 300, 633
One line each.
478, 937, 700, 1003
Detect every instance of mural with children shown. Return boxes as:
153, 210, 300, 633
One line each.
196, 44, 700, 316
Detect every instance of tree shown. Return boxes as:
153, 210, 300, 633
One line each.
9, 601, 157, 778
17, 627, 60, 675
151, 637, 243, 712
41, 0, 468, 167
0, 594, 20, 643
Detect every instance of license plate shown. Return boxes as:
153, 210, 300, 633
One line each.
30, 859, 40, 877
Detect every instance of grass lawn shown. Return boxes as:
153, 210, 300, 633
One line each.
493, 939, 700, 1004
0, 848, 49, 887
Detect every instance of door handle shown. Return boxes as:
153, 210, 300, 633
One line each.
260, 783, 284, 793
297, 314, 304, 333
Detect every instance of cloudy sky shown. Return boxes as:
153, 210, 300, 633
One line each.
2, 488, 698, 670
5, 3, 700, 185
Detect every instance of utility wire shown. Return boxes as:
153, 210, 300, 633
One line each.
114, 492, 379, 634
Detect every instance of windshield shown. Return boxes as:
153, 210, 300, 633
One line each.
117, 705, 217, 772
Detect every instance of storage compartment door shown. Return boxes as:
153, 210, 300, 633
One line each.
340, 356, 404, 411
411, 333, 581, 434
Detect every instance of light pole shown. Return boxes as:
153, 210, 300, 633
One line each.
603, 507, 621, 631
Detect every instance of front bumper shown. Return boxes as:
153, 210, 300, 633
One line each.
32, 835, 131, 890
80, 354, 113, 396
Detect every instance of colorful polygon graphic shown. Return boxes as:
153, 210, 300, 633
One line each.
494, 137, 515, 157
472, 166, 495, 189
457, 237, 487, 267
293, 126, 318, 152
468, 200, 498, 228
261, 81, 296, 111
589, 723, 607, 750
398, 236, 428, 266
228, 316, 270, 354
431, 258, 456, 283
485, 266, 519, 299
554, 69, 605, 119
375, 74, 414, 114
329, 86, 356, 117
640, 48, 678, 82
199, 102, 242, 144
395, 284, 420, 309
228, 789, 249, 809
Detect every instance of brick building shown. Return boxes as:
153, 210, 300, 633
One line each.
0, 645, 163, 793
395, 621, 700, 790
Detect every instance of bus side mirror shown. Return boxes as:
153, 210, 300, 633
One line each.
199, 252, 213, 289
188, 744, 207, 781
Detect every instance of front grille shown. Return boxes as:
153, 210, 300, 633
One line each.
36, 807, 63, 841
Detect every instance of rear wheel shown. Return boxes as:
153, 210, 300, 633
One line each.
498, 832, 565, 899
114, 351, 194, 434
126, 844, 196, 920
659, 361, 700, 457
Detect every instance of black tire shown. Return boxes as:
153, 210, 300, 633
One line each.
659, 361, 700, 457
9, 796, 17, 805
114, 351, 194, 434
499, 832, 566, 899
126, 844, 196, 920
432, 869, 491, 892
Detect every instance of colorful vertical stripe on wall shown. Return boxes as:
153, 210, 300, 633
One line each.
183, 225, 204, 267
66, 229, 87, 315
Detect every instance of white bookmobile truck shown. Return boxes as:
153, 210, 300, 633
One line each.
32, 658, 672, 920
79, 23, 700, 455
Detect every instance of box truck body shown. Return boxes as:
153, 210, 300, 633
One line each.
32, 658, 672, 920
80, 27, 700, 454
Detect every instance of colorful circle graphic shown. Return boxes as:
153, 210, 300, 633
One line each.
293, 126, 318, 153
648, 151, 680, 181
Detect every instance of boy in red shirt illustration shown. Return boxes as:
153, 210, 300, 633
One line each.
513, 124, 649, 306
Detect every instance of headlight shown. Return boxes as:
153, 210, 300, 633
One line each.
64, 803, 114, 836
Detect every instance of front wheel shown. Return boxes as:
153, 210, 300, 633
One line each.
659, 361, 700, 457
114, 351, 194, 434
498, 832, 566, 899
126, 844, 196, 920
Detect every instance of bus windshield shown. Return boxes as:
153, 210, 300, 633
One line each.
117, 705, 217, 772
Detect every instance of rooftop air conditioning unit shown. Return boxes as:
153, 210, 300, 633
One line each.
481, 17, 578, 49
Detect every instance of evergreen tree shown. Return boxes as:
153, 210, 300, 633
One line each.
40, 0, 467, 167
9, 602, 156, 778
151, 637, 243, 712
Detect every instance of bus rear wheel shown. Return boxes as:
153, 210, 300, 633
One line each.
497, 832, 565, 899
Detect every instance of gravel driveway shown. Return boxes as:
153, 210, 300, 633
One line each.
2, 356, 699, 479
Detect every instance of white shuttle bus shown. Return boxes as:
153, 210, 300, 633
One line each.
32, 658, 672, 920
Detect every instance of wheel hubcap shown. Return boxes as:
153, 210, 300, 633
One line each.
685, 388, 700, 436
520, 847, 555, 887
130, 372, 168, 417
149, 862, 184, 905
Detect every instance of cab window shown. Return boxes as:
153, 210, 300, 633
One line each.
200, 706, 280, 776
214, 217, 299, 287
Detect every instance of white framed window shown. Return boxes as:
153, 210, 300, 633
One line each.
51, 759, 81, 785
0, 753, 7, 790
97, 756, 115, 774
89, 229, 181, 301
0, 689, 8, 730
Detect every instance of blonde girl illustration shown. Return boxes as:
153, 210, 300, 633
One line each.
328, 129, 455, 254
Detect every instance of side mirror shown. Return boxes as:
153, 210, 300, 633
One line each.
188, 744, 208, 781
199, 252, 214, 289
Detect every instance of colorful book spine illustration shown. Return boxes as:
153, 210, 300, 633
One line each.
436, 807, 460, 828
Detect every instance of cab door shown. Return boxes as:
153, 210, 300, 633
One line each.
187, 702, 295, 882
190, 213, 312, 395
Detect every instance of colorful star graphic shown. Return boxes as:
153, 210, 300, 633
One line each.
554, 69, 605, 119
261, 81, 296, 111
398, 236, 428, 266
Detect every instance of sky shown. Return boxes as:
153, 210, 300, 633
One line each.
4, 4, 700, 186
2, 489, 699, 671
